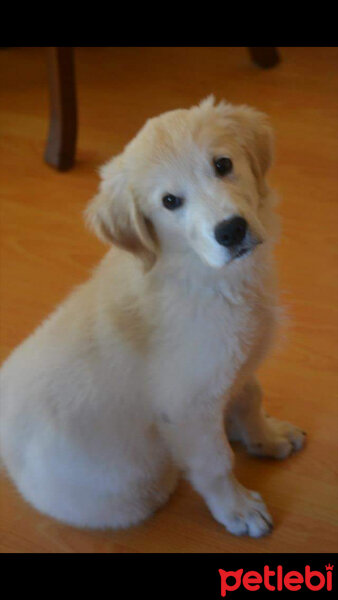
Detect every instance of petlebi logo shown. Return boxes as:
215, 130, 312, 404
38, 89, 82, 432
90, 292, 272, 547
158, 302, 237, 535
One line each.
219, 563, 334, 595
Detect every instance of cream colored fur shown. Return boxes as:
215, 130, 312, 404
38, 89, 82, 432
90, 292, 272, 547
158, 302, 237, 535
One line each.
0, 97, 305, 537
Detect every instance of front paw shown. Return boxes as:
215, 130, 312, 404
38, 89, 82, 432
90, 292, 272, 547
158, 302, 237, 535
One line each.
247, 416, 307, 459
208, 482, 273, 538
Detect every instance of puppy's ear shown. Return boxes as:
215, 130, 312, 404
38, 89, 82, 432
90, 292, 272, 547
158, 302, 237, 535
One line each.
230, 105, 274, 189
85, 157, 158, 270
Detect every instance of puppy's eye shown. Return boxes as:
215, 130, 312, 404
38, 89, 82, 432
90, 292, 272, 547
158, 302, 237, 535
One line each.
214, 157, 233, 176
162, 194, 184, 210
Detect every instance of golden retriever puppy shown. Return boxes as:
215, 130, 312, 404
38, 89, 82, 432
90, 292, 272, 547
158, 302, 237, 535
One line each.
0, 97, 306, 537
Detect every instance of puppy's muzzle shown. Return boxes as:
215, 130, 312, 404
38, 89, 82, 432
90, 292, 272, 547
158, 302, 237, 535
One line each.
214, 216, 262, 260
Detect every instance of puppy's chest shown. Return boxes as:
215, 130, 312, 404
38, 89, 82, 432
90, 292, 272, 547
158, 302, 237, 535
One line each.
197, 294, 270, 364
153, 285, 276, 397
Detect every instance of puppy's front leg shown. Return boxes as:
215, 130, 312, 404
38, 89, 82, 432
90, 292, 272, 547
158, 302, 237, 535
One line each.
158, 402, 273, 537
226, 378, 306, 459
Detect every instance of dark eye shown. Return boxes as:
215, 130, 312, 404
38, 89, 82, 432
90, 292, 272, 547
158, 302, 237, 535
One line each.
162, 194, 184, 210
214, 157, 233, 176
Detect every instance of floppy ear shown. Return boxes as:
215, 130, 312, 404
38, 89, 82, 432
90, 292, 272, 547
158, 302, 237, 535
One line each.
85, 157, 158, 270
230, 105, 274, 191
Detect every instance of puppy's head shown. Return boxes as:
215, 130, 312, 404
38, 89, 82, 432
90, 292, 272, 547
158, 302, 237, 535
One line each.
86, 96, 275, 269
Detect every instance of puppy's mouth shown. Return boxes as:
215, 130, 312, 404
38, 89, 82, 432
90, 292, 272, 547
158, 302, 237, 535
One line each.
233, 246, 252, 260
230, 238, 263, 262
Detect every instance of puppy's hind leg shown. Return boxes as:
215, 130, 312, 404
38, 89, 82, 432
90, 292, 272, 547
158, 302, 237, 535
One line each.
226, 378, 306, 459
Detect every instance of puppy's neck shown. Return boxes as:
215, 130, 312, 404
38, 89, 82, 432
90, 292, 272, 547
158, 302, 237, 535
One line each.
148, 243, 275, 301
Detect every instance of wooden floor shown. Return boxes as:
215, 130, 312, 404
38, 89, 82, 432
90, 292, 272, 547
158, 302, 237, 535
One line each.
0, 47, 337, 553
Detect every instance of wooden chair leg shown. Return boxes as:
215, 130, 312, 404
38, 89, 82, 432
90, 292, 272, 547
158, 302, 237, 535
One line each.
248, 47, 280, 69
44, 47, 77, 171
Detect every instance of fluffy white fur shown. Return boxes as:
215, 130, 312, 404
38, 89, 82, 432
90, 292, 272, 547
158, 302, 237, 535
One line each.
0, 97, 306, 537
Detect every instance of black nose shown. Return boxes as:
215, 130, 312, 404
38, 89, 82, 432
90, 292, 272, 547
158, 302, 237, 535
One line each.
214, 216, 247, 247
